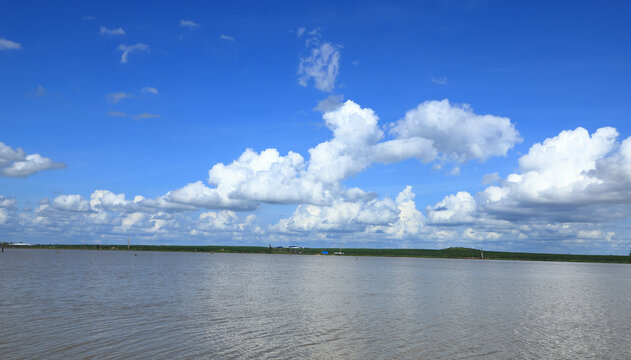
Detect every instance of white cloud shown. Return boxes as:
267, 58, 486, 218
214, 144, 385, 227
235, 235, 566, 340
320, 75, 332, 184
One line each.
307, 100, 435, 183
0, 196, 17, 209
90, 190, 129, 212
141, 87, 158, 94
366, 186, 428, 240
53, 195, 90, 212
431, 127, 631, 227
180, 20, 200, 28
478, 127, 631, 215
165, 180, 258, 211
0, 38, 22, 50
0, 195, 17, 224
298, 40, 341, 92
220, 34, 235, 42
391, 99, 522, 163
0, 208, 9, 224
0, 142, 25, 167
426, 191, 477, 225
100, 26, 125, 35
196, 211, 255, 232
0, 142, 65, 178
107, 91, 133, 103
273, 195, 398, 233
165, 99, 510, 211
10, 98, 593, 250
118, 43, 149, 63
133, 113, 161, 120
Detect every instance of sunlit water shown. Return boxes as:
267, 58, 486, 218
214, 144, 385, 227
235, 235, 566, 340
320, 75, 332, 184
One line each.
1, 249, 630, 359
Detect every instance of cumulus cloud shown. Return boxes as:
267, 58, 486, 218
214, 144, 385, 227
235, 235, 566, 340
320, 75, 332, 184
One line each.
196, 211, 255, 232
0, 208, 9, 225
0, 142, 25, 167
53, 195, 90, 212
0, 37, 22, 50
0, 142, 65, 178
430, 127, 631, 226
118, 43, 149, 63
166, 100, 444, 211
274, 186, 429, 242
90, 190, 129, 212
426, 191, 477, 225
478, 127, 631, 217
391, 99, 522, 163
0, 196, 17, 209
273, 195, 399, 233
298, 30, 340, 92
4, 98, 560, 249
180, 20, 200, 28
369, 186, 427, 239
165, 180, 259, 211
100, 26, 125, 35
220, 34, 235, 42
165, 99, 514, 212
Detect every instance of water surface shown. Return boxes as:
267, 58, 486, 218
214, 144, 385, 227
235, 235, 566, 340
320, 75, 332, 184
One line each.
1, 249, 630, 359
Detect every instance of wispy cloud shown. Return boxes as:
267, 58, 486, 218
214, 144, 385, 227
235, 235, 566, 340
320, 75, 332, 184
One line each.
180, 20, 200, 29
297, 29, 341, 92
134, 113, 161, 120
431, 76, 448, 85
100, 26, 126, 36
0, 37, 22, 50
220, 34, 235, 42
107, 91, 133, 103
141, 87, 158, 94
107, 111, 127, 117
118, 43, 149, 63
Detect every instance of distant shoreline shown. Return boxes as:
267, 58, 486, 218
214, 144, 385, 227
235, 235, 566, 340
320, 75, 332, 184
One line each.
3, 244, 630, 264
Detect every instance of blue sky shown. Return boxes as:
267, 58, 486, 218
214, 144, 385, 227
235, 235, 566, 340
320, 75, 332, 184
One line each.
1, 0, 631, 254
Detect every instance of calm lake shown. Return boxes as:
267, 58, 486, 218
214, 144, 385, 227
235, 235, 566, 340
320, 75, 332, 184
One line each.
1, 249, 630, 359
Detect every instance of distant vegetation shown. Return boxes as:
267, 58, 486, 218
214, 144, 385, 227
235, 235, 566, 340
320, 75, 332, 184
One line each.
4, 243, 630, 264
